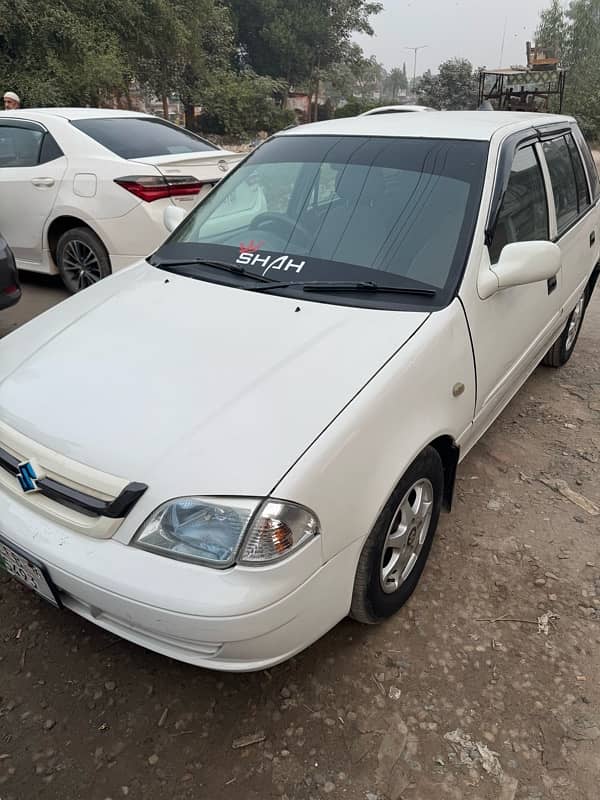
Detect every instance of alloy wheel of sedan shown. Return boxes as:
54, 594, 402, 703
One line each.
380, 478, 434, 594
565, 295, 585, 352
351, 446, 444, 624
56, 227, 112, 294
61, 239, 103, 291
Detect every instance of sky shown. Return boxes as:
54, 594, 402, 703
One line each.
353, 0, 551, 76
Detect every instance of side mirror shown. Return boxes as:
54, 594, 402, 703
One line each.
163, 205, 187, 233
479, 241, 562, 299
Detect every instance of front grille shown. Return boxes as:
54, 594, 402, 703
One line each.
0, 419, 147, 538
0, 444, 146, 518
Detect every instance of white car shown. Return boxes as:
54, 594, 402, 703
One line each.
0, 108, 247, 292
360, 104, 435, 115
0, 112, 598, 672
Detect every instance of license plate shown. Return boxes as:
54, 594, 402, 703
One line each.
0, 536, 62, 608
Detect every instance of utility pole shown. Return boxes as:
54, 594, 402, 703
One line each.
498, 16, 508, 67
406, 45, 428, 96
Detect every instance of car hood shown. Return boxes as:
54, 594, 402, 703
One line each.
0, 264, 428, 497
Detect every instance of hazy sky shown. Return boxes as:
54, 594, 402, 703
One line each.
354, 0, 551, 75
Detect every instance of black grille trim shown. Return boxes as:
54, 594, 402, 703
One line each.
0, 445, 147, 519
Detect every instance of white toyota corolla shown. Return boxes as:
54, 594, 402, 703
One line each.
0, 109, 245, 292
0, 112, 598, 671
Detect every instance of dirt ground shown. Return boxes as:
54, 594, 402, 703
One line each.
1, 274, 600, 800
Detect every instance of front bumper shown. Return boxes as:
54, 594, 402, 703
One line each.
0, 488, 360, 670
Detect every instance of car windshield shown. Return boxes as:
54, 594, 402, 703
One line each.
71, 117, 217, 159
154, 135, 488, 308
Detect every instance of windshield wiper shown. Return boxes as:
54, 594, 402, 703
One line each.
150, 257, 275, 283
251, 280, 436, 297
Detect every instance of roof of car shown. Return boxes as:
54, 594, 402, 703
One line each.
277, 111, 575, 142
0, 108, 149, 121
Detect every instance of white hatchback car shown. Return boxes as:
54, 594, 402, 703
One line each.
0, 112, 598, 671
0, 108, 246, 292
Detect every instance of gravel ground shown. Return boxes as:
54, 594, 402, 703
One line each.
0, 273, 599, 800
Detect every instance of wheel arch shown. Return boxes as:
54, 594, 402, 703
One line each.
428, 435, 460, 512
585, 262, 600, 307
46, 215, 103, 269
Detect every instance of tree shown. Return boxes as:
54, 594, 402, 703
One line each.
226, 0, 382, 117
383, 67, 408, 102
0, 0, 135, 106
563, 0, 600, 136
536, 0, 567, 61
418, 58, 478, 110
199, 71, 294, 136
353, 56, 385, 100
534, 0, 600, 137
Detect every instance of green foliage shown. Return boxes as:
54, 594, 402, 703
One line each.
0, 0, 381, 136
0, 0, 135, 105
418, 58, 478, 110
199, 71, 295, 136
383, 67, 409, 102
536, 0, 567, 61
333, 97, 376, 117
226, 0, 382, 84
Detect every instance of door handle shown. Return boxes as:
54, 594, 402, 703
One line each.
591, 231, 596, 247
31, 177, 55, 187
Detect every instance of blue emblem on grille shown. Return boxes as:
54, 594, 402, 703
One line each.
17, 461, 39, 493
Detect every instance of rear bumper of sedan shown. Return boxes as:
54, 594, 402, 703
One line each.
0, 489, 360, 670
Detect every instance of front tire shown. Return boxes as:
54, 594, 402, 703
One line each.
56, 227, 111, 293
350, 447, 444, 624
542, 293, 586, 368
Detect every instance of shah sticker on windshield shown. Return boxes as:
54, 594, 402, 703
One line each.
237, 242, 306, 277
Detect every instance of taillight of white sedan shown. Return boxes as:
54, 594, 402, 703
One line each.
0, 109, 244, 292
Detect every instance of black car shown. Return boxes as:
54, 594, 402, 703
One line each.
0, 234, 21, 310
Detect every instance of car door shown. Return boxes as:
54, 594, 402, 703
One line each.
459, 138, 564, 438
540, 129, 599, 314
0, 119, 67, 268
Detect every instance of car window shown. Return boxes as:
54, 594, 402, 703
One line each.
572, 125, 600, 202
39, 133, 63, 164
542, 136, 580, 235
71, 117, 217, 159
565, 133, 591, 213
0, 125, 44, 167
489, 145, 549, 264
159, 135, 488, 305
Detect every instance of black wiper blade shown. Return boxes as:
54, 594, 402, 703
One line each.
150, 257, 275, 283
252, 280, 436, 297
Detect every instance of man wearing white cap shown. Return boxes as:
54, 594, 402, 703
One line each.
3, 92, 21, 110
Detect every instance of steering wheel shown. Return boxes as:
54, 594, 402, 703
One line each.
252, 212, 314, 249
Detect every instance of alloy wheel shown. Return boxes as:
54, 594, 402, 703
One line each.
379, 478, 434, 594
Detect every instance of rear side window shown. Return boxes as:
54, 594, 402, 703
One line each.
489, 145, 549, 264
543, 136, 580, 235
72, 117, 217, 160
39, 133, 63, 164
572, 125, 600, 202
0, 124, 44, 167
565, 134, 590, 213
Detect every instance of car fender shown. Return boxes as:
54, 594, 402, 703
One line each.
272, 299, 476, 566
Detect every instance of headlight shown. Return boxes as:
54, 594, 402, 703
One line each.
132, 497, 319, 568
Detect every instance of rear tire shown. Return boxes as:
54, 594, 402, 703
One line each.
350, 447, 444, 624
542, 293, 586, 368
56, 227, 111, 294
